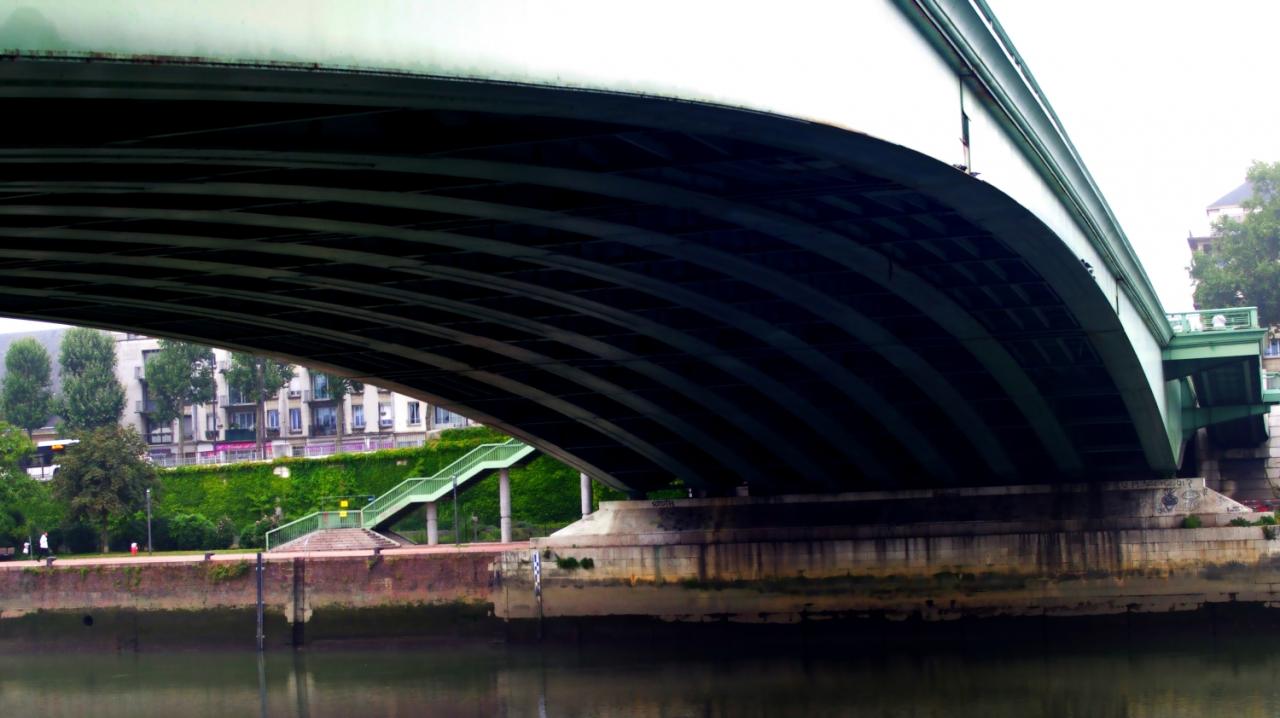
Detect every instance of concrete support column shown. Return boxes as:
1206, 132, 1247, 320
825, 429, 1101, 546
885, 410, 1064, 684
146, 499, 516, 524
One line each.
580, 472, 593, 518
425, 502, 438, 546
499, 468, 512, 544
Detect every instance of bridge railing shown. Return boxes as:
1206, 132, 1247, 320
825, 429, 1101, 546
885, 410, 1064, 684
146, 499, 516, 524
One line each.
1167, 307, 1259, 334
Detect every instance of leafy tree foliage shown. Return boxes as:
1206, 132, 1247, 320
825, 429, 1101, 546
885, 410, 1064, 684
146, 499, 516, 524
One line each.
1191, 161, 1280, 324
53, 425, 156, 552
1, 338, 53, 437
0, 423, 58, 547
145, 340, 216, 460
59, 327, 126, 431
222, 353, 294, 455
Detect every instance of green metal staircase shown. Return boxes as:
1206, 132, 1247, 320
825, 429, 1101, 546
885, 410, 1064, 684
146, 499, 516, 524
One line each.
265, 439, 536, 550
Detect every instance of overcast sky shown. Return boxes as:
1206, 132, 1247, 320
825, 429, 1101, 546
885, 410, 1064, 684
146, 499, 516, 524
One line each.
985, 0, 1280, 311
0, 2, 1271, 335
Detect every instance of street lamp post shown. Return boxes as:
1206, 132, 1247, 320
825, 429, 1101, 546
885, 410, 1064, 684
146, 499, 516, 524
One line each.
145, 487, 153, 555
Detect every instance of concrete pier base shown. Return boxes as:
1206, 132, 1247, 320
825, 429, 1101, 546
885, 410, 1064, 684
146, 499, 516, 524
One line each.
425, 502, 438, 546
497, 478, 1279, 627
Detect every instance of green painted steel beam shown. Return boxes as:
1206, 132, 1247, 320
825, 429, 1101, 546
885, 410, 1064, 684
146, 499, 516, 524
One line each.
1181, 404, 1271, 437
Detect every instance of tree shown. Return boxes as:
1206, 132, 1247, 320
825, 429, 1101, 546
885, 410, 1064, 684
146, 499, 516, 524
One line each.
222, 353, 293, 457
1, 337, 53, 437
145, 340, 216, 463
1191, 161, 1280, 325
59, 327, 126, 431
52, 425, 155, 553
0, 422, 54, 547
311, 371, 364, 452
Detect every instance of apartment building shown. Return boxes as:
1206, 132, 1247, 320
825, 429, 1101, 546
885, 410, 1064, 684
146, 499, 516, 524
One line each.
114, 334, 472, 465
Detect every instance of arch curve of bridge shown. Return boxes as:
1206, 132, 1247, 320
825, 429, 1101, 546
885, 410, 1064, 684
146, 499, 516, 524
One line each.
0, 60, 1168, 492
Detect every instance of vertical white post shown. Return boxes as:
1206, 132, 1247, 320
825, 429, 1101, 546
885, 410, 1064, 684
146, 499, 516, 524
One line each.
580, 472, 593, 518
499, 468, 512, 543
426, 502, 438, 546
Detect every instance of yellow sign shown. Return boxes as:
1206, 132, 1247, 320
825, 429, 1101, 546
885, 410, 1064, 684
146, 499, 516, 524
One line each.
339, 511, 348, 519
339, 499, 349, 508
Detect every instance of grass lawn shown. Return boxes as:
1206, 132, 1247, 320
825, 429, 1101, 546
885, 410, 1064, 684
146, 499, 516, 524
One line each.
46, 548, 261, 559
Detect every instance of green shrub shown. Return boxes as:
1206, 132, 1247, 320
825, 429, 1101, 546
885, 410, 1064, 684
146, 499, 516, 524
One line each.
213, 516, 237, 549
1181, 515, 1203, 529
580, 557, 595, 570
59, 524, 98, 553
238, 516, 279, 550
1265, 526, 1277, 541
168, 513, 218, 550
1229, 517, 1253, 527
1258, 514, 1278, 526
555, 556, 580, 570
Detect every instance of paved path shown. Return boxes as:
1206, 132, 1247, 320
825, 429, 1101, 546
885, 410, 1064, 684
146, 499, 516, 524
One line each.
0, 541, 532, 570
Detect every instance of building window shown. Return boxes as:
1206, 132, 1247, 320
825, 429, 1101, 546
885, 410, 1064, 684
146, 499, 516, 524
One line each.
206, 413, 216, 432
266, 409, 280, 430
352, 405, 365, 428
228, 386, 251, 405
232, 411, 255, 430
289, 408, 302, 432
1266, 337, 1280, 358
379, 402, 394, 428
407, 401, 421, 425
312, 373, 330, 401
314, 406, 337, 428
434, 406, 463, 427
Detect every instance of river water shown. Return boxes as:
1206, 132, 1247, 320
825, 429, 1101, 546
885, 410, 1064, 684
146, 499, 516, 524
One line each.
1, 643, 1278, 717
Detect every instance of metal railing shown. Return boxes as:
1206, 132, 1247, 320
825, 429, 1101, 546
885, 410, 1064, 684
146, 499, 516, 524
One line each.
266, 510, 364, 550
1167, 307, 1259, 334
358, 437, 527, 527
264, 438, 533, 549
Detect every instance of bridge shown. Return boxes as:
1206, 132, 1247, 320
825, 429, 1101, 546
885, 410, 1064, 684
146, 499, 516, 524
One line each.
0, 0, 1271, 496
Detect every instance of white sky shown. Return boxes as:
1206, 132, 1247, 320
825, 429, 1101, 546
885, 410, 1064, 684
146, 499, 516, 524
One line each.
985, 0, 1280, 312
0, 1, 1272, 333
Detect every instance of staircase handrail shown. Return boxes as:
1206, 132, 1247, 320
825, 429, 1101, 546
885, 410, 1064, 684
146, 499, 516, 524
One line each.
265, 509, 364, 551
362, 439, 523, 518
265, 438, 531, 550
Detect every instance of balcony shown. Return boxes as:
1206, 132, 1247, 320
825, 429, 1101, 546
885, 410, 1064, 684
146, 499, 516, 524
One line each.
303, 389, 334, 403
224, 428, 256, 442
265, 426, 281, 439
350, 423, 366, 433
379, 418, 394, 429
310, 424, 338, 437
219, 393, 255, 406
287, 389, 302, 399
205, 429, 219, 441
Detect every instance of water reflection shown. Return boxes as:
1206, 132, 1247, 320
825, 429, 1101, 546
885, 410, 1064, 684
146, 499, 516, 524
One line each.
1, 644, 1279, 717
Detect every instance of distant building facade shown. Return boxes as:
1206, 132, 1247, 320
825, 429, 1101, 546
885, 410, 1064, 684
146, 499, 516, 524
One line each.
4, 329, 472, 463
1187, 181, 1253, 256
115, 334, 472, 464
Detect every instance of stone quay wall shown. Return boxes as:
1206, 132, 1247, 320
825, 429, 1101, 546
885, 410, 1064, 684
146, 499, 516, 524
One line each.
0, 550, 501, 650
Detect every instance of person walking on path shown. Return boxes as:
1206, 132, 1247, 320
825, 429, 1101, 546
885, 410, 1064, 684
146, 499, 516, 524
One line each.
38, 531, 49, 558
21, 540, 29, 561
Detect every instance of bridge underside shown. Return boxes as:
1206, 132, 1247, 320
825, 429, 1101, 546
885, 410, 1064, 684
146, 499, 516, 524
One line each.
0, 60, 1166, 494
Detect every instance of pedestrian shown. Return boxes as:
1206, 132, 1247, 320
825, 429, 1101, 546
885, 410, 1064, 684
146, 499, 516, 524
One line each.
130, 542, 138, 556
21, 540, 29, 560
38, 531, 49, 558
